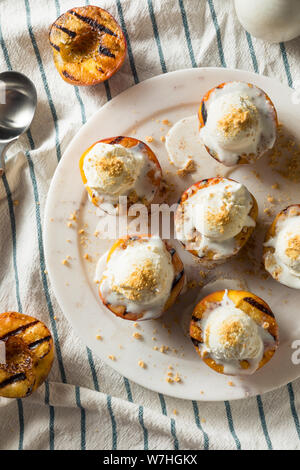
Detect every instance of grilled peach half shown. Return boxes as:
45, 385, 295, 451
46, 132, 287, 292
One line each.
198, 82, 278, 165
49, 5, 127, 85
79, 136, 162, 208
263, 204, 300, 288
175, 177, 258, 264
0, 312, 54, 398
99, 235, 185, 321
190, 290, 279, 375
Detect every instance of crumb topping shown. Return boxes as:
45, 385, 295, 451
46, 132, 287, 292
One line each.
206, 201, 231, 233
112, 259, 158, 301
285, 234, 300, 260
218, 320, 246, 348
218, 103, 258, 138
96, 156, 124, 178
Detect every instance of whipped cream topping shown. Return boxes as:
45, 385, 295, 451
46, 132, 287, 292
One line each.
200, 82, 277, 166
83, 142, 159, 204
198, 291, 274, 375
99, 237, 175, 320
175, 179, 256, 260
264, 213, 300, 289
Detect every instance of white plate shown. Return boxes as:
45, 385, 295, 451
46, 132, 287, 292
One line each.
44, 68, 300, 401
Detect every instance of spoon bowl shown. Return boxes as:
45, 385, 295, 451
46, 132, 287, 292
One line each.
0, 71, 37, 174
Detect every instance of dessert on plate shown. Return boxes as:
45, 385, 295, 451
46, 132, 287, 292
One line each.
0, 312, 54, 398
263, 204, 300, 289
49, 5, 127, 85
80, 136, 162, 210
98, 235, 185, 321
190, 289, 279, 375
174, 177, 258, 265
198, 81, 278, 166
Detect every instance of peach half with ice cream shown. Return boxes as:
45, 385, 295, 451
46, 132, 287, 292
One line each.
190, 289, 279, 375
79, 136, 162, 210
174, 177, 258, 266
198, 81, 278, 166
98, 235, 185, 321
263, 204, 300, 289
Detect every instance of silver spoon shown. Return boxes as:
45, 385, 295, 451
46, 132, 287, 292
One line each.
0, 71, 37, 176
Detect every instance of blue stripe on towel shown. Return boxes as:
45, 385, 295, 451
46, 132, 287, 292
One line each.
256, 395, 272, 449
192, 401, 209, 450
245, 32, 259, 73
87, 347, 100, 392
45, 381, 55, 449
147, 0, 167, 73
16, 399, 24, 450
75, 386, 86, 450
115, 0, 139, 84
158, 393, 167, 416
171, 418, 179, 450
124, 377, 133, 402
287, 383, 300, 440
207, 0, 226, 67
1, 175, 22, 312
178, 0, 197, 68
138, 406, 149, 450
24, 0, 61, 162
280, 43, 293, 88
224, 401, 241, 449
107, 395, 117, 450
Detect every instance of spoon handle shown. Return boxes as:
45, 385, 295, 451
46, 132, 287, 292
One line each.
0, 142, 7, 177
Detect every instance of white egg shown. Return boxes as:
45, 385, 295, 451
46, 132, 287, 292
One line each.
234, 0, 300, 43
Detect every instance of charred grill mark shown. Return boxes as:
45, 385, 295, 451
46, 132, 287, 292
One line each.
98, 45, 115, 58
109, 136, 124, 145
243, 297, 275, 318
172, 269, 184, 290
50, 41, 60, 52
192, 315, 200, 322
0, 373, 27, 389
201, 102, 207, 124
62, 70, 79, 82
28, 336, 52, 350
69, 11, 117, 36
191, 337, 202, 346
0, 320, 39, 341
54, 24, 76, 38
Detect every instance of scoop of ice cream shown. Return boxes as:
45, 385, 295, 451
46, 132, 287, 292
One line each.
83, 142, 143, 198
190, 180, 254, 241
206, 92, 260, 151
276, 218, 300, 275
199, 82, 276, 166
102, 237, 174, 309
204, 305, 263, 361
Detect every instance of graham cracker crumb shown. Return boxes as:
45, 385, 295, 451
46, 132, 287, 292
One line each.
132, 332, 142, 339
176, 159, 196, 177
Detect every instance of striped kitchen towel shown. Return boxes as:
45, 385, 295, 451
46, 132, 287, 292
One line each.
0, 0, 300, 450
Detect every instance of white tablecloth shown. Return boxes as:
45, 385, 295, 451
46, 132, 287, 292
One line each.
0, 0, 300, 450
